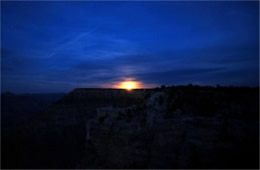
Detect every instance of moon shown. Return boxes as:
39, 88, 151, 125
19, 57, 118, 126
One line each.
119, 81, 137, 90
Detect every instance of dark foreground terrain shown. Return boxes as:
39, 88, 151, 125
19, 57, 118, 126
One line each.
1, 86, 259, 169
1, 92, 65, 129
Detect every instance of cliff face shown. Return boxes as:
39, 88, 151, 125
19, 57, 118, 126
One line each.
80, 87, 259, 169
2, 87, 259, 169
2, 88, 147, 168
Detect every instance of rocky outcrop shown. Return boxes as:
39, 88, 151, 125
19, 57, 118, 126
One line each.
2, 88, 148, 169
2, 87, 259, 169
82, 87, 259, 168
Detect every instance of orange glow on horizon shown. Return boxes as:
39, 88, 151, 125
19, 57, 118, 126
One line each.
102, 79, 156, 90
119, 81, 137, 90
113, 80, 143, 90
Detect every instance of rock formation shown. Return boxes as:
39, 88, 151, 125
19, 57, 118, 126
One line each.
2, 86, 259, 169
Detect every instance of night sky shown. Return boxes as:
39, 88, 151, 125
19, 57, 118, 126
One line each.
1, 1, 259, 93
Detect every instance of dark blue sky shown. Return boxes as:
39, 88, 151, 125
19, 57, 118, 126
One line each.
1, 1, 259, 93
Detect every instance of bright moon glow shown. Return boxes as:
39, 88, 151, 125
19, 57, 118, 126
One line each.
110, 79, 154, 90
119, 81, 138, 90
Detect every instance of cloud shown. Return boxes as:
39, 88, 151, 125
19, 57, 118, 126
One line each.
1, 1, 259, 93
